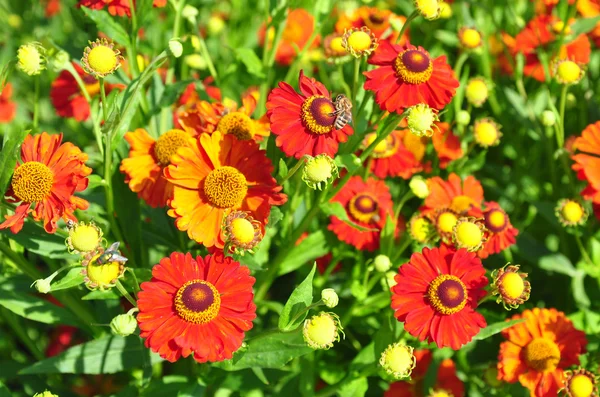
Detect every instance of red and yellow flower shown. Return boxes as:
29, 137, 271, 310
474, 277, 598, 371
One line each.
0, 83, 17, 123
391, 246, 488, 349
77, 0, 167, 17
498, 308, 588, 397
137, 252, 256, 363
479, 201, 519, 258
0, 133, 91, 234
335, 6, 409, 45
328, 176, 394, 251
165, 131, 286, 248
363, 129, 428, 179
432, 122, 464, 169
424, 173, 484, 215
572, 121, 600, 213
266, 70, 354, 159
364, 41, 459, 113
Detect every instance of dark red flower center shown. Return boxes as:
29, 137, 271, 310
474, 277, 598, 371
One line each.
367, 13, 385, 27
348, 193, 380, 224
485, 208, 508, 234
394, 49, 433, 84
427, 275, 467, 315
174, 280, 221, 324
301, 95, 336, 135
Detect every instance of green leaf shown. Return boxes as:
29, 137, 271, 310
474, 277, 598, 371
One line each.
503, 87, 528, 119
213, 330, 312, 371
0, 129, 29, 196
472, 318, 525, 341
82, 289, 120, 300
571, 16, 600, 35
338, 377, 368, 397
379, 215, 396, 257
235, 48, 265, 78
158, 79, 194, 109
336, 153, 361, 174
278, 231, 329, 276
50, 267, 84, 292
538, 254, 577, 277
81, 8, 130, 46
320, 202, 378, 232
0, 382, 11, 397
20, 336, 163, 375
572, 270, 591, 308
0, 222, 72, 259
278, 158, 289, 180
0, 290, 78, 326
278, 265, 316, 331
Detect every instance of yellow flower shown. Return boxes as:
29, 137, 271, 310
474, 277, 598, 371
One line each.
409, 214, 433, 244
553, 59, 584, 85
406, 104, 439, 137
17, 42, 46, 76
452, 217, 487, 252
379, 343, 416, 379
302, 154, 339, 190
303, 312, 343, 350
414, 0, 441, 20
561, 368, 598, 397
465, 77, 489, 107
81, 246, 126, 290
473, 118, 502, 148
342, 27, 378, 58
66, 221, 103, 254
556, 199, 588, 227
223, 211, 263, 255
82, 38, 122, 79
491, 264, 531, 310
459, 27, 483, 49
409, 176, 430, 199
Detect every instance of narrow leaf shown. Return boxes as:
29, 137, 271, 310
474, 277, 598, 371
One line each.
50, 267, 84, 292
472, 318, 525, 341
0, 129, 29, 196
0, 291, 79, 326
320, 202, 378, 232
235, 48, 265, 78
278, 264, 316, 331
278, 231, 329, 276
81, 8, 130, 46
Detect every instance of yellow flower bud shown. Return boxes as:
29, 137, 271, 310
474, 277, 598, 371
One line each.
303, 312, 343, 350
302, 154, 339, 190
321, 288, 339, 308
406, 104, 439, 137
374, 255, 392, 273
414, 0, 440, 20
379, 343, 416, 379
17, 42, 46, 76
409, 176, 430, 199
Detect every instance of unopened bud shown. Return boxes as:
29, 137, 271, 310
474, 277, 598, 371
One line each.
110, 313, 138, 337
374, 255, 392, 272
321, 288, 339, 308
168, 39, 183, 58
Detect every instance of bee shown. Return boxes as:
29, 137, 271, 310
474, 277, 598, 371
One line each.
96, 242, 128, 265
330, 94, 353, 130
66, 220, 76, 230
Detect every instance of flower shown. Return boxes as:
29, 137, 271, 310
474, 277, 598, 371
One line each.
81, 38, 123, 79
328, 176, 394, 251
66, 221, 103, 254
456, 110, 471, 126
465, 77, 489, 107
432, 122, 464, 168
77, 0, 167, 17
364, 129, 428, 179
374, 254, 392, 272
452, 217, 487, 252
556, 199, 588, 227
384, 350, 464, 397
45, 326, 77, 357
0, 83, 17, 123
406, 104, 439, 137
0, 133, 91, 234
432, 208, 460, 243
302, 154, 339, 190
542, 110, 557, 127
572, 122, 600, 210
410, 176, 430, 199
553, 59, 585, 84
266, 70, 354, 159
81, 245, 126, 290
33, 391, 58, 397
491, 264, 531, 310
479, 201, 519, 259
223, 211, 263, 254
365, 41, 459, 113
165, 131, 286, 248
390, 246, 488, 349
120, 128, 195, 208
424, 173, 484, 215
258, 9, 318, 66
458, 27, 483, 49
342, 27, 378, 58
335, 7, 409, 44
561, 368, 598, 397
110, 313, 137, 336
32, 278, 52, 294
17, 42, 46, 76
408, 214, 433, 244
414, 0, 441, 20
473, 118, 502, 148
323, 33, 351, 64
303, 312, 343, 350
379, 343, 416, 379
138, 252, 256, 363
497, 308, 588, 397
321, 288, 339, 308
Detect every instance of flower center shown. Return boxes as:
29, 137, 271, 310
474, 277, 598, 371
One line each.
523, 338, 561, 372
461, 28, 482, 48
204, 166, 248, 208
436, 211, 458, 234
154, 129, 190, 166
230, 217, 256, 244
365, 133, 399, 158
450, 195, 475, 213
347, 31, 373, 52
303, 312, 339, 349
562, 201, 585, 223
557, 60, 582, 84
486, 209, 508, 233
366, 13, 386, 28
500, 272, 525, 300
474, 121, 500, 146
217, 112, 255, 140
87, 45, 118, 75
569, 374, 595, 397
348, 193, 379, 224
11, 161, 54, 203
410, 216, 431, 243
394, 49, 433, 84
87, 254, 122, 288
305, 156, 334, 182
427, 390, 453, 397
454, 221, 483, 249
301, 95, 336, 135
174, 280, 221, 324
69, 224, 101, 253
427, 275, 467, 315
329, 37, 346, 54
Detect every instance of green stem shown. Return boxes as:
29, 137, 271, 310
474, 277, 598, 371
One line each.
116, 280, 138, 307
337, 63, 352, 98
99, 77, 108, 121
575, 234, 594, 266
127, 0, 141, 78
351, 57, 361, 101
256, 14, 287, 116
0, 240, 41, 279
1, 308, 44, 360
397, 11, 418, 44
32, 76, 40, 130
453, 52, 469, 78
558, 84, 568, 149
198, 35, 219, 83
279, 157, 306, 185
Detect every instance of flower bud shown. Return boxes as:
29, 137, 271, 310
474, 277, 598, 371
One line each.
33, 391, 58, 397
66, 221, 103, 254
465, 77, 489, 107
185, 54, 207, 70
32, 278, 52, 294
438, 1, 452, 18
473, 118, 502, 148
380, 343, 416, 379
342, 27, 378, 58
207, 15, 226, 36
553, 59, 584, 85
406, 104, 439, 137
303, 312, 343, 350
224, 211, 263, 254
562, 368, 598, 397
182, 5, 199, 23
409, 176, 430, 199
452, 217, 487, 252
168, 39, 183, 58
384, 271, 398, 289
459, 27, 483, 50
456, 110, 471, 126
321, 288, 339, 308
17, 42, 46, 76
374, 254, 392, 273
541, 110, 556, 127
8, 14, 22, 29
50, 50, 70, 72
302, 154, 339, 190
414, 0, 440, 20
82, 38, 122, 79
110, 313, 138, 337
556, 199, 588, 227
491, 264, 531, 310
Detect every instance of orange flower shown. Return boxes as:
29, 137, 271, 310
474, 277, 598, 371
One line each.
165, 131, 287, 248
498, 308, 587, 397
0, 83, 17, 123
42, 0, 61, 17
0, 133, 91, 234
578, 0, 600, 47
363, 129, 428, 179
424, 173, 484, 215
432, 122, 464, 169
572, 121, 600, 206
77, 0, 167, 17
335, 7, 409, 45
120, 128, 195, 208
258, 9, 318, 66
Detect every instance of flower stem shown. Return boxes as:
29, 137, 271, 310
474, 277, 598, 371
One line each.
397, 11, 418, 44
116, 280, 138, 308
575, 234, 594, 266
197, 35, 219, 84
557, 84, 569, 149
351, 57, 361, 102
279, 156, 306, 185
32, 76, 40, 130
99, 77, 109, 122
127, 0, 141, 78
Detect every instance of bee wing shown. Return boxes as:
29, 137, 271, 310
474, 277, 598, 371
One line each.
111, 254, 129, 263
108, 241, 121, 251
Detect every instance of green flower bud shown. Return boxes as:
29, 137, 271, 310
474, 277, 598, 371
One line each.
374, 254, 392, 272
110, 313, 137, 337
321, 288, 339, 308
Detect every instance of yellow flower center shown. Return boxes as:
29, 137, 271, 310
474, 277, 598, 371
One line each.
230, 217, 256, 244
364, 133, 399, 158
466, 79, 488, 105
204, 166, 248, 208
395, 49, 433, 84
427, 274, 467, 315
454, 221, 483, 249
427, 390, 453, 397
437, 211, 458, 233
305, 156, 334, 183
17, 43, 44, 76
174, 280, 221, 324
69, 224, 101, 253
562, 201, 585, 223
499, 272, 525, 300
87, 254, 123, 288
11, 161, 54, 203
153, 129, 190, 166
301, 95, 336, 134
304, 313, 339, 349
382, 344, 416, 377
411, 217, 431, 243
557, 61, 582, 84
552, 21, 571, 35
451, 195, 475, 213
87, 45, 118, 75
348, 193, 379, 224
217, 112, 255, 140
524, 338, 561, 372
486, 208, 508, 233
569, 374, 595, 397
347, 31, 373, 52
461, 28, 482, 49
85, 81, 101, 97
330, 37, 346, 54
474, 121, 500, 147
407, 104, 437, 137
415, 0, 440, 19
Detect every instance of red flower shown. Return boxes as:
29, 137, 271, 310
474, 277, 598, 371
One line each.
42, 0, 61, 17
364, 41, 459, 113
391, 246, 488, 349
364, 129, 428, 179
266, 70, 354, 159
572, 121, 600, 206
424, 173, 484, 215
78, 0, 167, 17
432, 122, 464, 169
46, 326, 78, 357
0, 83, 17, 123
137, 252, 256, 363
479, 201, 519, 259
328, 176, 394, 251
